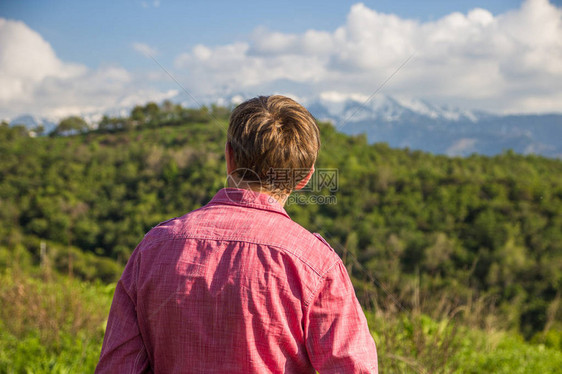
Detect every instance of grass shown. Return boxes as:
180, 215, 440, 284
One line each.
0, 268, 114, 373
368, 308, 562, 373
1, 267, 560, 373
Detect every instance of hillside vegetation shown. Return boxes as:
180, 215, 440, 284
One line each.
1, 101, 561, 372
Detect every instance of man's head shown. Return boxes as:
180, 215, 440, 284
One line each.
227, 95, 320, 195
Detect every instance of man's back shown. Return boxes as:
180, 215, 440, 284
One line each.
96, 188, 378, 373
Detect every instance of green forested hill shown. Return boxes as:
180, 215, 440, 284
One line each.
1, 102, 561, 371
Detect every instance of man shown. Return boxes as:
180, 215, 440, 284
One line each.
96, 95, 378, 373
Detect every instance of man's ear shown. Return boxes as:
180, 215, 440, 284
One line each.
294, 166, 315, 191
225, 142, 237, 174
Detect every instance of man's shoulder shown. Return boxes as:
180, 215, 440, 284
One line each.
138, 215, 184, 245
300, 231, 342, 276
240, 213, 342, 277
139, 205, 342, 276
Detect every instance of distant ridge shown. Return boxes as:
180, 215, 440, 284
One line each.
7, 93, 562, 158
8, 115, 58, 135
304, 95, 562, 158
210, 93, 562, 158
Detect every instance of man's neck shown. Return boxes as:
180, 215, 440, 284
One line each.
226, 180, 289, 206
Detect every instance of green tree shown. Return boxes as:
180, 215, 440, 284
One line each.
51, 116, 89, 136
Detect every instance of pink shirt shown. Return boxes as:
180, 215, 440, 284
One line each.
96, 188, 378, 373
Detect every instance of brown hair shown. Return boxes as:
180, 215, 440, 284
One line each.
227, 95, 320, 193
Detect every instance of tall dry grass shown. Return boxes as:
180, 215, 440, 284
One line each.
0, 267, 112, 348
358, 273, 513, 374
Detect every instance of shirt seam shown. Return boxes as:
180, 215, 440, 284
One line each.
142, 234, 331, 278
119, 266, 138, 307
205, 200, 290, 218
303, 259, 341, 308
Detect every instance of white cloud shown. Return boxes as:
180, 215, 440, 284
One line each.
141, 1, 160, 9
319, 91, 369, 103
173, 0, 562, 114
2, 0, 561, 119
132, 42, 158, 57
0, 18, 85, 104
0, 18, 175, 119
446, 138, 477, 156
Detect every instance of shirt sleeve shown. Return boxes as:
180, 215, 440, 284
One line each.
304, 260, 378, 373
95, 248, 152, 374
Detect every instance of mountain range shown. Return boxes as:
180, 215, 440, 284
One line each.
304, 95, 562, 158
7, 94, 562, 158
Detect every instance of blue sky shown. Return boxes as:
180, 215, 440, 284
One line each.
1, 0, 562, 119
1, 0, 526, 69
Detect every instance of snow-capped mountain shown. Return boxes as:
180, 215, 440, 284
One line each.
6, 93, 562, 158
8, 115, 58, 135
306, 94, 481, 125
7, 108, 134, 134
205, 92, 561, 158
304, 95, 562, 158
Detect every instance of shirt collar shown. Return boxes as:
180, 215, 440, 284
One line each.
207, 188, 290, 219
